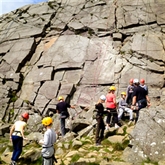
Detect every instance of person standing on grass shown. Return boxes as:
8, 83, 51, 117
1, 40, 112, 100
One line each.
39, 117, 57, 165
56, 96, 75, 137
10, 112, 29, 165
105, 86, 120, 129
95, 95, 106, 146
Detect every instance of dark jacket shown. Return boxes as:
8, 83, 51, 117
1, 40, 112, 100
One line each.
56, 101, 70, 118
95, 103, 105, 117
132, 86, 147, 102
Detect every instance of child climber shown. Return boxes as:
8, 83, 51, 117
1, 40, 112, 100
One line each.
118, 92, 134, 125
39, 117, 57, 165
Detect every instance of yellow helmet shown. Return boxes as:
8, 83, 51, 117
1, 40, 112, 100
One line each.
121, 92, 126, 95
58, 96, 64, 101
109, 86, 116, 91
42, 117, 53, 126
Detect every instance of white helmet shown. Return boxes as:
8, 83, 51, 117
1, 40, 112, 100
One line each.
100, 95, 106, 101
133, 78, 139, 84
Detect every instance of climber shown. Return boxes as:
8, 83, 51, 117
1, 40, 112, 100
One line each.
140, 78, 149, 94
105, 86, 120, 130
95, 95, 106, 146
10, 112, 29, 165
39, 117, 57, 165
131, 79, 151, 123
126, 78, 135, 106
56, 96, 75, 137
118, 92, 133, 125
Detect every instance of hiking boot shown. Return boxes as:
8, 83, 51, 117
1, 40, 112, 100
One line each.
96, 143, 101, 146
118, 121, 123, 127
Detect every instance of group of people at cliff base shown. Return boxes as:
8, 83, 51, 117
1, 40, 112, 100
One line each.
94, 78, 151, 146
53, 78, 151, 146
9, 78, 150, 165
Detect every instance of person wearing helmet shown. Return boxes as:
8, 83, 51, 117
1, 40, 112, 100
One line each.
126, 78, 135, 106
140, 78, 149, 94
118, 92, 133, 125
131, 79, 150, 123
9, 112, 29, 165
105, 86, 120, 129
39, 117, 57, 165
56, 96, 75, 137
95, 95, 106, 146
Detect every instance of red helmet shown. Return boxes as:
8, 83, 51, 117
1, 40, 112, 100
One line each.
129, 79, 134, 83
22, 112, 29, 120
140, 79, 145, 83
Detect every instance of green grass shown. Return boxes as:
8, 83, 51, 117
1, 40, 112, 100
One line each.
88, 146, 100, 152
9, 91, 18, 102
0, 137, 9, 143
122, 140, 130, 148
81, 139, 92, 146
103, 148, 112, 153
9, 109, 14, 115
102, 139, 112, 145
112, 157, 124, 162
104, 130, 117, 138
112, 141, 129, 151
120, 50, 125, 55
102, 137, 129, 152
141, 158, 158, 165
128, 49, 134, 55
0, 137, 13, 154
70, 154, 81, 162
122, 126, 127, 135
112, 142, 124, 151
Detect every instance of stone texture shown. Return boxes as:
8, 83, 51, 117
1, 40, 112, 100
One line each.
0, 0, 165, 164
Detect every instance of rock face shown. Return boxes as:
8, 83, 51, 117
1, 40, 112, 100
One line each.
0, 0, 165, 164
126, 106, 165, 163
